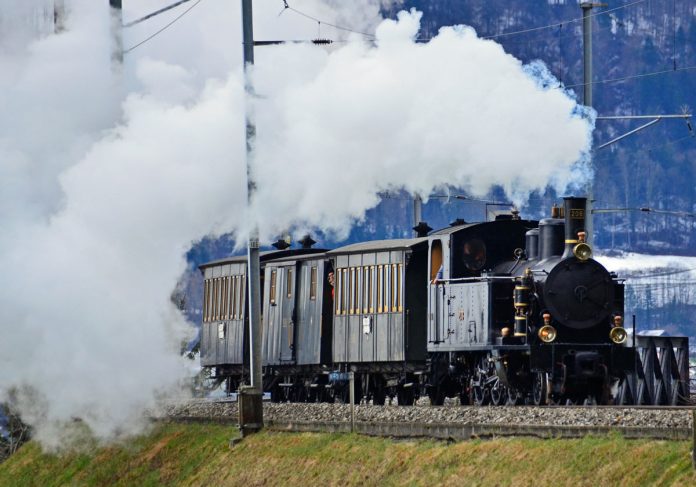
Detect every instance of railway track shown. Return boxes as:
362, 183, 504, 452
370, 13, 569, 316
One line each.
205, 396, 696, 410
159, 399, 695, 441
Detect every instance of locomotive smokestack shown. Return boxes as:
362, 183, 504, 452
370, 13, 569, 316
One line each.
562, 196, 587, 259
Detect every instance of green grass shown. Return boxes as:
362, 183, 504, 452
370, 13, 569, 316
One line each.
1, 423, 695, 486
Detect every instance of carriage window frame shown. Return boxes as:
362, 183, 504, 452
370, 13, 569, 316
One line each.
232, 276, 239, 319
348, 267, 358, 315
391, 263, 398, 312
224, 277, 230, 320
368, 266, 374, 313
384, 265, 391, 314
377, 265, 383, 313
203, 279, 210, 322
335, 268, 342, 314
270, 270, 277, 305
286, 268, 293, 298
310, 266, 318, 300
212, 278, 220, 321
222, 276, 229, 320
362, 267, 369, 314
238, 274, 246, 317
342, 268, 349, 315
398, 264, 404, 312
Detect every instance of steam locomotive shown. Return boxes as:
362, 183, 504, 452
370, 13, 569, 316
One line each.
198, 196, 681, 405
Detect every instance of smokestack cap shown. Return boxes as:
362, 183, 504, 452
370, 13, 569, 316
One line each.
272, 239, 291, 250
298, 234, 316, 249
413, 221, 432, 237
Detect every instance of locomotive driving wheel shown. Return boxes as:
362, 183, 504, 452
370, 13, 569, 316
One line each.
531, 371, 548, 406
489, 379, 508, 406
506, 387, 524, 406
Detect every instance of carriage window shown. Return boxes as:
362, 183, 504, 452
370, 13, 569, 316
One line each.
286, 269, 293, 298
430, 240, 443, 281
463, 238, 487, 272
270, 270, 277, 304
310, 266, 318, 300
203, 279, 210, 322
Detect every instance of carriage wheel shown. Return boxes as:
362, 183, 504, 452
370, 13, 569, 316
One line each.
428, 385, 445, 406
373, 385, 386, 405
397, 387, 415, 406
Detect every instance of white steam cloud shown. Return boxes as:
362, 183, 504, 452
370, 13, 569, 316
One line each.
0, 1, 592, 448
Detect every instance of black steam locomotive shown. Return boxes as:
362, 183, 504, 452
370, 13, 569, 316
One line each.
198, 196, 683, 405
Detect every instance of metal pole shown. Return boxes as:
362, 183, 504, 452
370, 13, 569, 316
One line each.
581, 2, 594, 245
692, 409, 696, 469
633, 314, 637, 405
349, 372, 355, 433
581, 4, 593, 109
109, 0, 123, 65
242, 0, 263, 404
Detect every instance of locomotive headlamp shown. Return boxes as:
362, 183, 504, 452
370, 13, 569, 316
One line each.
573, 242, 592, 261
573, 231, 592, 261
538, 313, 556, 343
538, 325, 557, 343
610, 326, 628, 344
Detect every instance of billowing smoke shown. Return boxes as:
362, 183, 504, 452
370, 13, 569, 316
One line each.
250, 10, 593, 237
0, 1, 592, 448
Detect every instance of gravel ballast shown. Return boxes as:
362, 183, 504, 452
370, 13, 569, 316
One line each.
159, 400, 693, 430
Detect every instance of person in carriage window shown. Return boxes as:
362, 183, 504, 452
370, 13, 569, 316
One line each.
463, 238, 486, 272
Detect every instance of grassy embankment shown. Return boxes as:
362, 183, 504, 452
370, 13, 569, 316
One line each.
0, 422, 694, 486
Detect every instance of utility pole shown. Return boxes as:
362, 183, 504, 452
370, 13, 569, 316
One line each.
580, 2, 606, 245
239, 0, 263, 435
109, 0, 123, 65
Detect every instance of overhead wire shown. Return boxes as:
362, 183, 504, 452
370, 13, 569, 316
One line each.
280, 2, 376, 39
124, 0, 203, 54
123, 0, 195, 28
565, 64, 696, 89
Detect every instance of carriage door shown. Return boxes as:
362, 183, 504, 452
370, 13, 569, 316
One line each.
279, 264, 296, 362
